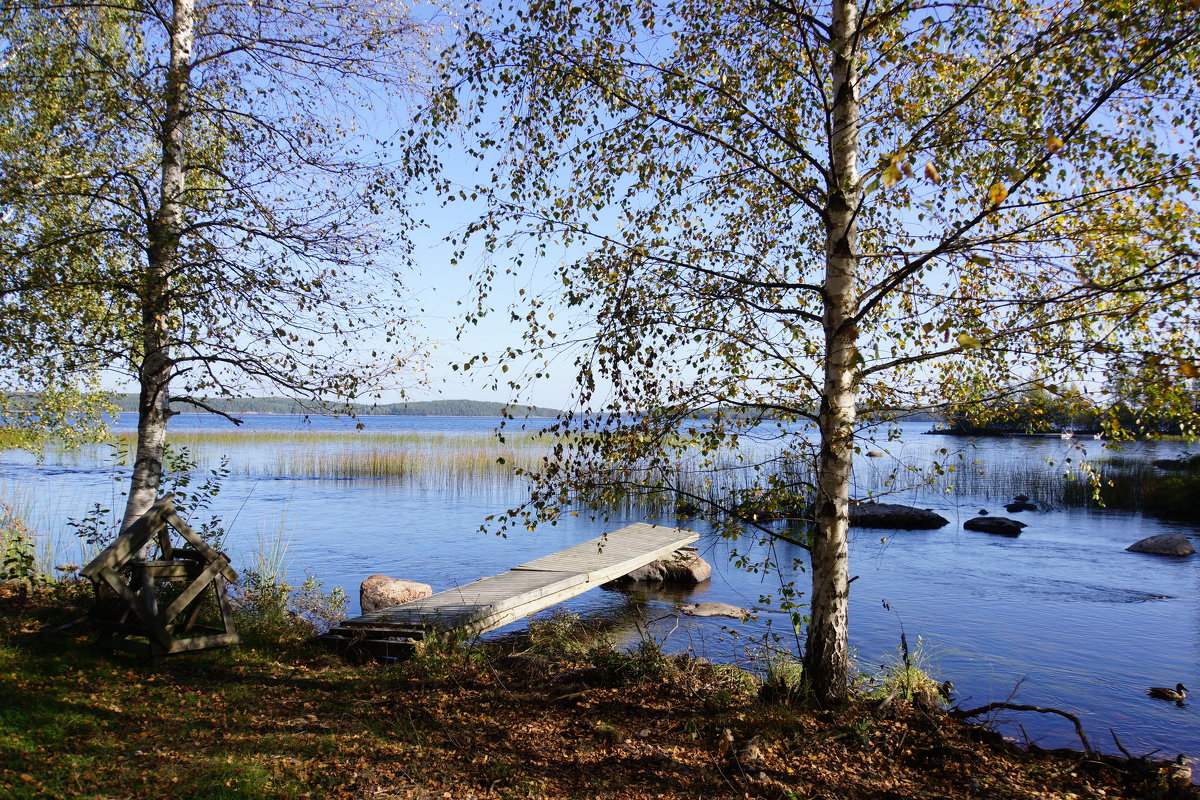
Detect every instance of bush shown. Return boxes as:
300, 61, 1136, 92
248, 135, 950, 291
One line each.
1, 503, 42, 586
232, 569, 347, 649
870, 635, 946, 707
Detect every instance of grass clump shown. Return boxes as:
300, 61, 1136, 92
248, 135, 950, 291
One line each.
868, 634, 947, 708
758, 650, 808, 706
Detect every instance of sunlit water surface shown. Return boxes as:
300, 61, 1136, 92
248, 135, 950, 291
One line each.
2, 414, 1196, 759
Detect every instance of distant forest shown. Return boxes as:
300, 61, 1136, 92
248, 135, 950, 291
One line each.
108, 395, 562, 417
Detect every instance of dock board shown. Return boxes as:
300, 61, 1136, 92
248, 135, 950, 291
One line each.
322, 523, 698, 658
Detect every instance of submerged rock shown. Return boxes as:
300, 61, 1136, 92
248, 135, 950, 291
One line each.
680, 602, 750, 620
964, 516, 1026, 536
849, 502, 949, 530
605, 551, 712, 587
359, 574, 434, 614
1004, 500, 1038, 513
1126, 534, 1195, 557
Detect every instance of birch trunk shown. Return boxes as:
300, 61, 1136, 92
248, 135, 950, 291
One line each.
804, 0, 861, 703
120, 0, 194, 534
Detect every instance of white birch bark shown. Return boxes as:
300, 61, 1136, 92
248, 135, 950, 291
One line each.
121, 0, 194, 534
805, 0, 861, 702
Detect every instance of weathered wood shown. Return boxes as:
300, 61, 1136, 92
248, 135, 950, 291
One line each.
325, 523, 699, 658
155, 557, 230, 629
80, 500, 172, 579
82, 495, 240, 660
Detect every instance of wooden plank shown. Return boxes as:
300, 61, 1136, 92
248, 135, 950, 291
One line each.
163, 510, 238, 582
330, 524, 699, 645
155, 557, 229, 628
165, 632, 241, 654
512, 523, 698, 579
359, 570, 587, 632
80, 502, 168, 579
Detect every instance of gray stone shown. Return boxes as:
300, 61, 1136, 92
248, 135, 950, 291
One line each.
964, 516, 1026, 536
849, 502, 949, 530
1126, 534, 1195, 557
359, 574, 433, 614
866, 449, 885, 458
605, 551, 711, 586
680, 602, 750, 620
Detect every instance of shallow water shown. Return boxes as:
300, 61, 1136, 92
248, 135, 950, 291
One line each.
2, 414, 1197, 759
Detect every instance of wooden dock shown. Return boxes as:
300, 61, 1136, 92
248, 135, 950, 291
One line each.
321, 523, 699, 659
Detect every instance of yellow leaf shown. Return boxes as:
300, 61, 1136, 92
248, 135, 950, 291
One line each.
924, 161, 940, 184
956, 333, 983, 349
901, 162, 915, 179
1181, 361, 1199, 378
881, 164, 903, 189
1046, 134, 1064, 154
988, 183, 1008, 205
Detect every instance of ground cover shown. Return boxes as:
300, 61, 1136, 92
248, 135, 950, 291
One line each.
0, 584, 1192, 800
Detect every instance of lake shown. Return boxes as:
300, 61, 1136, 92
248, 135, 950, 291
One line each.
2, 413, 1197, 761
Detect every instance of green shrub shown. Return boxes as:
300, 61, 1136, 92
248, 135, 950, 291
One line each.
524, 609, 610, 660
232, 569, 347, 649
1, 503, 43, 586
870, 635, 945, 706
759, 652, 808, 705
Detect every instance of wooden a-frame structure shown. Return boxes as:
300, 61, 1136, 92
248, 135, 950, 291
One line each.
81, 495, 239, 660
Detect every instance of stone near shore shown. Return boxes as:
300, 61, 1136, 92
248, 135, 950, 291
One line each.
964, 516, 1026, 536
1126, 534, 1195, 557
359, 574, 434, 614
680, 602, 750, 620
604, 551, 712, 587
849, 502, 950, 530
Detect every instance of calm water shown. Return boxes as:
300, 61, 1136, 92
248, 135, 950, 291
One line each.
2, 413, 1197, 759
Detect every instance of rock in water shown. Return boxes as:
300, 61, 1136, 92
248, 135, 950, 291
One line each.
1004, 500, 1037, 513
964, 516, 1026, 536
604, 551, 712, 587
1126, 534, 1195, 557
359, 574, 434, 614
849, 502, 950, 530
680, 602, 750, 620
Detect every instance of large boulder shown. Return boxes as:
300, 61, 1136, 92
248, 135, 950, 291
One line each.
605, 551, 711, 587
359, 574, 433, 614
1126, 534, 1195, 557
680, 602, 750, 620
964, 516, 1026, 536
849, 502, 949, 530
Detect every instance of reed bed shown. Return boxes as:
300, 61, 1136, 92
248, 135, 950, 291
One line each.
18, 426, 1197, 520
918, 454, 1200, 518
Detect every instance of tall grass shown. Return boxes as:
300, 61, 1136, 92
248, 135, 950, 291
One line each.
0, 489, 95, 581
920, 453, 1200, 518
19, 426, 1199, 519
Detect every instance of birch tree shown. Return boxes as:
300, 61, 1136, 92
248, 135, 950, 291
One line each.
412, 0, 1200, 701
0, 0, 429, 529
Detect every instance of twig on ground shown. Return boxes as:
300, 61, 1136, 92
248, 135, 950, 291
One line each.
956, 701, 1093, 755
1110, 728, 1134, 760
